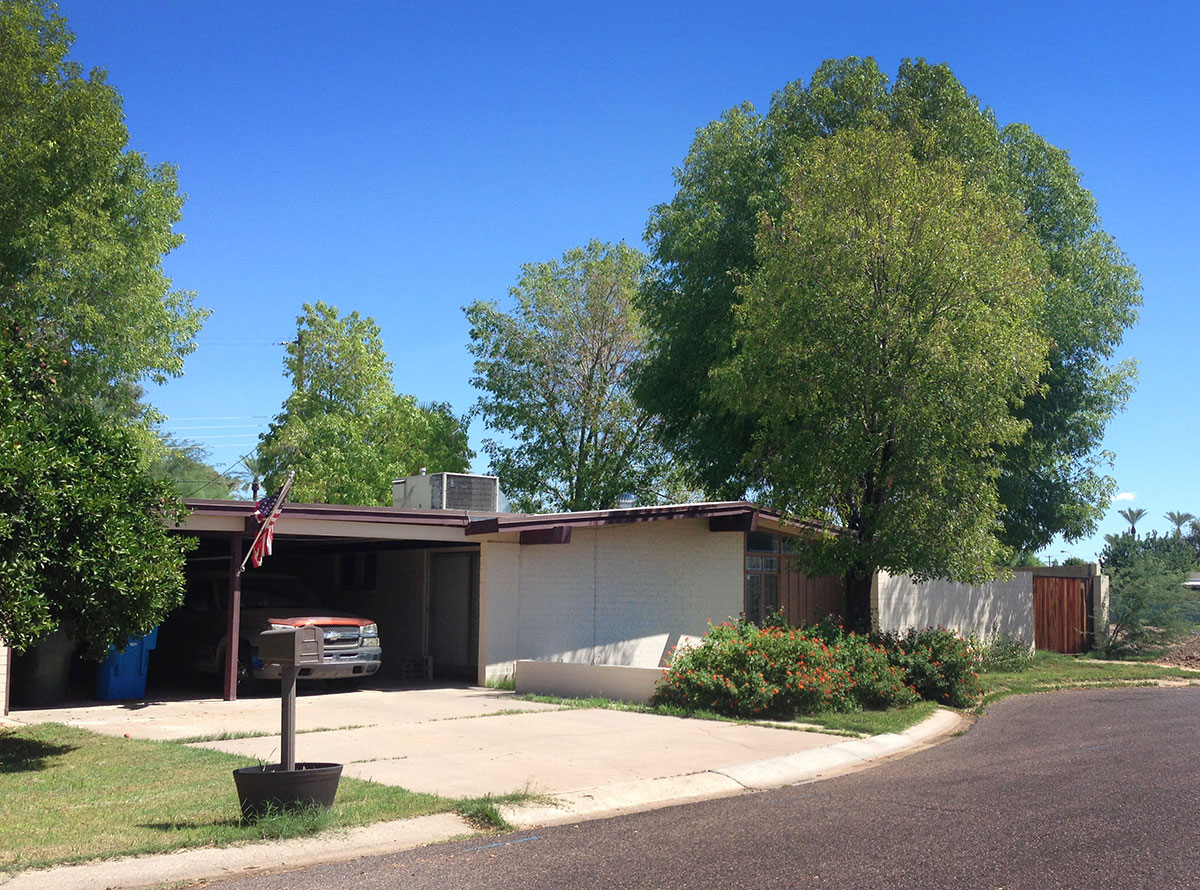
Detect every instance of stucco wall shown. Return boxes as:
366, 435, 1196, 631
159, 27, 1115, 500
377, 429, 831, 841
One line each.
480, 520, 744, 683
875, 570, 1035, 645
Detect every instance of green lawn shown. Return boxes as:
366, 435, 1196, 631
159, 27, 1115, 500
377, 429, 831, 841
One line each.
0, 722, 520, 875
979, 651, 1200, 707
6, 654, 1197, 875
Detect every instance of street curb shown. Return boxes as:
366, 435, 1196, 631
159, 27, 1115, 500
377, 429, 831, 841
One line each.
1, 708, 967, 890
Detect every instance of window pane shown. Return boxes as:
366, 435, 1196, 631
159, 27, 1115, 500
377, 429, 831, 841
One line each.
745, 556, 762, 571
746, 531, 780, 553
763, 573, 779, 615
745, 573, 762, 624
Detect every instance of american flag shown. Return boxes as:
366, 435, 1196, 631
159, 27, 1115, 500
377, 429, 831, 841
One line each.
248, 473, 293, 569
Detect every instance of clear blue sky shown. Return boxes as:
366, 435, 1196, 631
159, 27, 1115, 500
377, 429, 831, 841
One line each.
56, 1, 1198, 562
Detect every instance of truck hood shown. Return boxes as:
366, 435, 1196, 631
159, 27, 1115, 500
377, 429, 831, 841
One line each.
241, 608, 373, 627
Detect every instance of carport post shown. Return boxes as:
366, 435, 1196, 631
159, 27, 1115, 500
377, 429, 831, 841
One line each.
224, 532, 243, 701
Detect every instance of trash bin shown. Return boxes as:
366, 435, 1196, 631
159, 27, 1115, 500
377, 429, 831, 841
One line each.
96, 627, 159, 700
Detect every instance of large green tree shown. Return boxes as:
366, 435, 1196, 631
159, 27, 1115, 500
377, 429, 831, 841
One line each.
0, 1, 204, 653
717, 127, 1048, 627
466, 240, 675, 512
638, 57, 1140, 560
257, 302, 472, 504
0, 1, 207, 411
0, 343, 191, 656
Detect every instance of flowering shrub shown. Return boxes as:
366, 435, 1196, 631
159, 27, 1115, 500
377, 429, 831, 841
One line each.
812, 620, 922, 711
872, 627, 983, 708
652, 619, 850, 718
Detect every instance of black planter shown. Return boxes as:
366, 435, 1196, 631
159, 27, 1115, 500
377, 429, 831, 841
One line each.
232, 762, 343, 821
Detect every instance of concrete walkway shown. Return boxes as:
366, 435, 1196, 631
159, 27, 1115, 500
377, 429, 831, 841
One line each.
1, 685, 966, 890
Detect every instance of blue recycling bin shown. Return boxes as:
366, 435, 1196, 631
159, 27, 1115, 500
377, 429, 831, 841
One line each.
96, 627, 159, 700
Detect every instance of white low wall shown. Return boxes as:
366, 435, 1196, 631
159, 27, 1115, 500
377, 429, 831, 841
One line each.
515, 659, 662, 704
875, 570, 1035, 645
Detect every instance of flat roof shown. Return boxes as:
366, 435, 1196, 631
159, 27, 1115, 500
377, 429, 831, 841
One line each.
181, 498, 823, 539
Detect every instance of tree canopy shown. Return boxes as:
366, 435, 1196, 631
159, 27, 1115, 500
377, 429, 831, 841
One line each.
257, 302, 472, 505
715, 127, 1047, 626
638, 57, 1140, 562
0, 1, 202, 654
466, 240, 677, 512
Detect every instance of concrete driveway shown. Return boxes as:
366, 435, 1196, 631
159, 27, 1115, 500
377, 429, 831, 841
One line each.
9, 684, 850, 799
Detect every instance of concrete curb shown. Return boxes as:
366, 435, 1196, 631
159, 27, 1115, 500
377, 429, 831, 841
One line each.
1, 708, 968, 890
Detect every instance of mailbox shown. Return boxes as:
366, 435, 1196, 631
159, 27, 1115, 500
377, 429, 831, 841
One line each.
258, 626, 324, 667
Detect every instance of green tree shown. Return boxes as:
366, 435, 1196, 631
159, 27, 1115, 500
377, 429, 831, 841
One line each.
1098, 549, 1193, 659
257, 302, 471, 504
0, 334, 192, 656
638, 56, 1140, 559
0, 1, 207, 411
149, 436, 242, 500
0, 2, 204, 654
466, 240, 674, 512
716, 127, 1047, 628
1118, 507, 1148, 535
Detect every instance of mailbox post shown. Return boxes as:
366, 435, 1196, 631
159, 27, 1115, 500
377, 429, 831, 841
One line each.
257, 626, 324, 771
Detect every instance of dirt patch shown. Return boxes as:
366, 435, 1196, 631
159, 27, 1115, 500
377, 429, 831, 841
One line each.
1154, 634, 1200, 671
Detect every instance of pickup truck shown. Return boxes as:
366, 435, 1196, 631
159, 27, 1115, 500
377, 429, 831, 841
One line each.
158, 572, 382, 691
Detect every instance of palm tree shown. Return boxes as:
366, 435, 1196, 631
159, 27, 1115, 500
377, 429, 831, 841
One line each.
1165, 511, 1196, 538
237, 452, 268, 501
1118, 507, 1148, 535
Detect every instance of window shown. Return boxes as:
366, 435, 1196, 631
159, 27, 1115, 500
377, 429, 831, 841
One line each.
744, 532, 781, 625
337, 552, 377, 591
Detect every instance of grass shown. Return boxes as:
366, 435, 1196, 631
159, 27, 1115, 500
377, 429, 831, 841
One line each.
516, 692, 938, 737
0, 723, 528, 875
977, 650, 1200, 709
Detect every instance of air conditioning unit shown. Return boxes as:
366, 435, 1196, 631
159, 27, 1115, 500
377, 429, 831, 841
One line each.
393, 472, 500, 512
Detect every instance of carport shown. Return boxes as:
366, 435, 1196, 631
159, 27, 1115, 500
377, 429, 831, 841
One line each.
178, 500, 486, 699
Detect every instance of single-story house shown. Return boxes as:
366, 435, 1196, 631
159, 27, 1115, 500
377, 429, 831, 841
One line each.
0, 472, 1106, 711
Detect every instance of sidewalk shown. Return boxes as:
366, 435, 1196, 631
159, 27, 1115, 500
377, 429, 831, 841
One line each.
1, 687, 966, 890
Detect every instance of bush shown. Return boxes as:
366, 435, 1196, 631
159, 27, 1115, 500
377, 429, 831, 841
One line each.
976, 631, 1033, 672
810, 617, 921, 710
873, 627, 983, 708
653, 616, 921, 718
1098, 553, 1194, 658
653, 619, 850, 718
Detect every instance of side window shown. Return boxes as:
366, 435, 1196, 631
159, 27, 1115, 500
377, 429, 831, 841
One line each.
744, 533, 780, 624
338, 552, 378, 591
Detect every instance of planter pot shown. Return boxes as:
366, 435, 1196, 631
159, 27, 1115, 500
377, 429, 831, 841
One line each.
232, 762, 343, 821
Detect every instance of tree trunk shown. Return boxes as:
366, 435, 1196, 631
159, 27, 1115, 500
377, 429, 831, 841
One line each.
844, 568, 874, 634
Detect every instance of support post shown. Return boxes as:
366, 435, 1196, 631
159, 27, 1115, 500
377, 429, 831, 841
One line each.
224, 531, 244, 701
281, 665, 298, 771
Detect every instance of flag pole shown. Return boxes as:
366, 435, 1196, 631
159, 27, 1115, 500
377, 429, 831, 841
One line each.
239, 470, 295, 575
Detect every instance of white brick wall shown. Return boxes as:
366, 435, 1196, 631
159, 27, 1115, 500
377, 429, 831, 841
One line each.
480, 519, 744, 679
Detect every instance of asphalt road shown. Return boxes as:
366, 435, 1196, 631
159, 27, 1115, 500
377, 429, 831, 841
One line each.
193, 687, 1200, 890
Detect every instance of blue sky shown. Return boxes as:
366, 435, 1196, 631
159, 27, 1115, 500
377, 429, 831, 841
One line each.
55, 1, 1198, 561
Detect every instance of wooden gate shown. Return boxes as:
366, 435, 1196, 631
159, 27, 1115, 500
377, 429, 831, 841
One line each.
781, 556, 845, 626
1033, 576, 1093, 653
